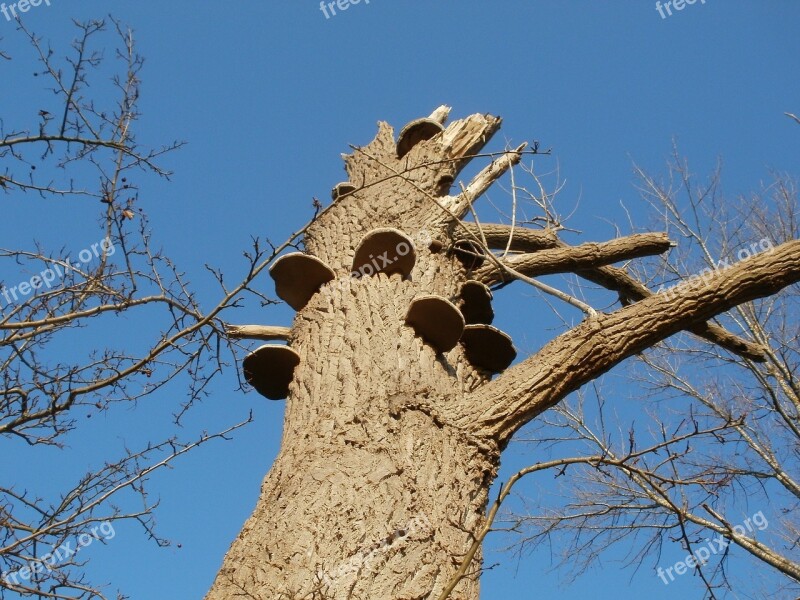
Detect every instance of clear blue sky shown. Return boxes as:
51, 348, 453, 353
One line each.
2, 1, 799, 598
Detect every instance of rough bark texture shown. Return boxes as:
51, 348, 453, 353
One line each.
207, 108, 800, 599
207, 110, 503, 600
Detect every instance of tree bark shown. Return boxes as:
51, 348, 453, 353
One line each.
207, 109, 504, 600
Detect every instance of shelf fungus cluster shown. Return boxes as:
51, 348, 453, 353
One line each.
404, 280, 515, 373
236, 223, 517, 401
237, 251, 339, 401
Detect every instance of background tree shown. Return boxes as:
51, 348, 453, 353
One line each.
0, 19, 286, 598
204, 107, 800, 599
498, 152, 800, 599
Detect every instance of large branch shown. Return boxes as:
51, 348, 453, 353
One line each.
459, 239, 800, 444
475, 233, 673, 286
454, 223, 559, 253
574, 261, 767, 361
453, 223, 763, 359
444, 144, 526, 217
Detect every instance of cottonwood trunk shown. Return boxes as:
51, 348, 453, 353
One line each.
206, 111, 504, 600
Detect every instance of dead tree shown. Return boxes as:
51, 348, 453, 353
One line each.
206, 107, 800, 599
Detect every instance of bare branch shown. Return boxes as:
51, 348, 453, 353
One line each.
225, 324, 291, 341
444, 143, 527, 217
475, 233, 674, 287
454, 223, 558, 253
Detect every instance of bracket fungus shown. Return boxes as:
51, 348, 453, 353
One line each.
331, 182, 357, 201
428, 238, 445, 254
396, 118, 445, 159
352, 228, 416, 279
450, 239, 486, 270
405, 295, 465, 353
435, 174, 454, 196
269, 252, 336, 311
460, 324, 517, 373
242, 344, 301, 400
459, 281, 494, 325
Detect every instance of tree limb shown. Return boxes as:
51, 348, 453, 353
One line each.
574, 261, 768, 361
225, 324, 291, 341
461, 239, 800, 443
444, 143, 526, 217
454, 223, 559, 253
475, 233, 673, 286
452, 223, 764, 359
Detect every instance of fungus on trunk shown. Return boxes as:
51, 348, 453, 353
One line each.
242, 344, 301, 400
352, 227, 416, 278
405, 295, 465, 352
396, 117, 445, 159
459, 280, 494, 325
460, 324, 517, 373
269, 252, 336, 311
331, 181, 356, 200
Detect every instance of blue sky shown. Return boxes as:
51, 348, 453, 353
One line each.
2, 1, 799, 599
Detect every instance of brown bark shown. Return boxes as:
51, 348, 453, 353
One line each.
474, 232, 673, 286
207, 108, 800, 599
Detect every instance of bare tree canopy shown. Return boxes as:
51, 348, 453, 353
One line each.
503, 157, 800, 599
0, 19, 275, 598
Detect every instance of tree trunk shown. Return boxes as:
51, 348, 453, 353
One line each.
207, 109, 504, 599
